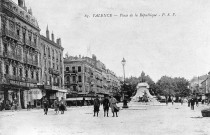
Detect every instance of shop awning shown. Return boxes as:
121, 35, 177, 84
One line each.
51, 86, 67, 93
66, 97, 92, 101
29, 89, 43, 99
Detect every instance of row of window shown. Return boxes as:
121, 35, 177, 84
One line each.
66, 76, 82, 82
43, 44, 62, 62
44, 74, 62, 86
5, 64, 39, 81
65, 66, 81, 72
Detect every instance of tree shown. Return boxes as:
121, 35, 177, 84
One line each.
156, 76, 175, 97
156, 76, 190, 98
173, 77, 190, 97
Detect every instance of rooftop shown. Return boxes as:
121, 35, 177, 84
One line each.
2, 0, 40, 30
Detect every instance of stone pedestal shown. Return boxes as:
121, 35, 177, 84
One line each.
122, 99, 128, 108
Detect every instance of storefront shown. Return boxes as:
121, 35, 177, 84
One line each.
44, 85, 67, 107
0, 79, 39, 109
24, 88, 43, 108
0, 86, 26, 109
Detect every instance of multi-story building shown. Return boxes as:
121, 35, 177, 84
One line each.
201, 75, 210, 101
39, 27, 66, 104
64, 54, 120, 98
0, 0, 41, 109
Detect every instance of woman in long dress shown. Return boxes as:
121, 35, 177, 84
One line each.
59, 97, 66, 114
54, 97, 59, 114
109, 96, 119, 117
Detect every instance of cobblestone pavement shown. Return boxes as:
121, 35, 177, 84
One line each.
0, 102, 210, 135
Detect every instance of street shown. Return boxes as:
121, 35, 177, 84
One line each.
0, 102, 210, 135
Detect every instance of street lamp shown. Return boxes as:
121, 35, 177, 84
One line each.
121, 58, 128, 108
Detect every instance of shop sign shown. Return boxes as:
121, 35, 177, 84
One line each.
44, 85, 52, 90
29, 89, 43, 99
10, 80, 19, 85
52, 86, 59, 90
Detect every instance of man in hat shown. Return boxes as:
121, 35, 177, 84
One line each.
42, 97, 49, 115
93, 95, 100, 117
103, 95, 110, 117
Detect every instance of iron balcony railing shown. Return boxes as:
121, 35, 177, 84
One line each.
3, 51, 22, 62
1, 28, 20, 41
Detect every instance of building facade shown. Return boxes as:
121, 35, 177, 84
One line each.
64, 55, 120, 97
0, 0, 41, 109
201, 76, 210, 101
39, 27, 66, 104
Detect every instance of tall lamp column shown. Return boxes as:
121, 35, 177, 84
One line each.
121, 58, 128, 108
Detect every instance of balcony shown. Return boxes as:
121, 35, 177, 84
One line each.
53, 82, 59, 86
64, 70, 77, 75
26, 78, 38, 84
4, 74, 26, 82
49, 68, 60, 76
3, 51, 22, 62
1, 28, 20, 41
107, 79, 111, 82
23, 57, 38, 67
24, 39, 37, 49
70, 81, 77, 86
65, 82, 70, 86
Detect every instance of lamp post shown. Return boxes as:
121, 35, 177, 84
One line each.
121, 58, 128, 108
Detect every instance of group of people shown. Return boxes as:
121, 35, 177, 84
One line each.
93, 95, 120, 117
188, 97, 199, 110
42, 97, 67, 115
0, 98, 19, 111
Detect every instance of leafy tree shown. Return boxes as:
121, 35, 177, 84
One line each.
156, 76, 175, 97
156, 76, 190, 97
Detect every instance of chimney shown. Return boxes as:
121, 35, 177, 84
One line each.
23, 0, 27, 11
56, 38, 61, 46
46, 25, 49, 39
92, 54, 96, 60
18, 0, 24, 7
28, 8, 32, 15
51, 32, 54, 42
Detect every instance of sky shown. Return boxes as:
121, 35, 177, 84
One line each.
14, 0, 210, 82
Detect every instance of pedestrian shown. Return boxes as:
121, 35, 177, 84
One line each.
181, 98, 183, 105
11, 98, 18, 111
59, 97, 66, 114
196, 98, 199, 107
0, 98, 2, 111
83, 97, 85, 106
171, 97, 174, 105
166, 97, 168, 105
27, 102, 31, 111
54, 97, 60, 114
188, 98, 191, 107
202, 99, 204, 104
103, 95, 110, 117
93, 95, 100, 117
110, 96, 119, 117
190, 98, 195, 110
42, 97, 49, 115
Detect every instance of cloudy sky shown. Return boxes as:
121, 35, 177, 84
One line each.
14, 0, 210, 82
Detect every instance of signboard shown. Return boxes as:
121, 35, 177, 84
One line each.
28, 89, 43, 99
44, 85, 52, 90
9, 80, 37, 88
